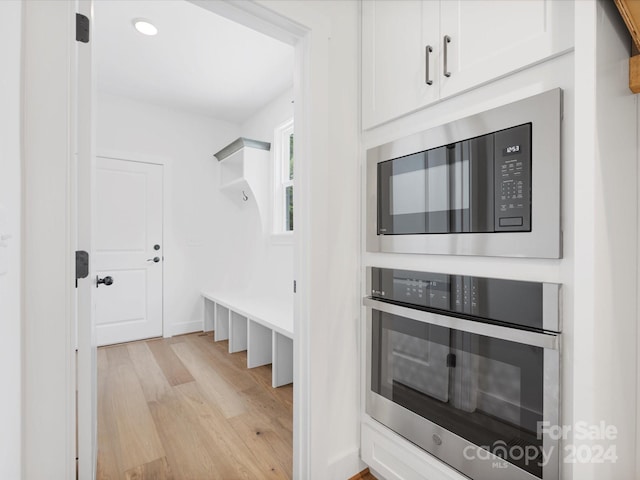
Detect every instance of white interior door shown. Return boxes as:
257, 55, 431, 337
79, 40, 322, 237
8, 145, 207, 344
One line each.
95, 157, 163, 346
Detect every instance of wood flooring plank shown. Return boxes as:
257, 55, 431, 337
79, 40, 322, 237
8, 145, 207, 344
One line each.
190, 334, 292, 410
241, 384, 294, 435
171, 340, 247, 419
349, 469, 377, 480
146, 339, 195, 386
174, 382, 286, 480
98, 333, 293, 480
273, 383, 294, 410
97, 348, 123, 480
191, 334, 292, 411
185, 333, 256, 391
147, 393, 224, 480
124, 457, 174, 480
241, 365, 294, 419
127, 341, 173, 403
228, 412, 293, 479
236, 400, 293, 472
105, 345, 166, 473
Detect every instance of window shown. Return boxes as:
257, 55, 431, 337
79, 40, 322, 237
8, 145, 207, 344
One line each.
273, 119, 294, 234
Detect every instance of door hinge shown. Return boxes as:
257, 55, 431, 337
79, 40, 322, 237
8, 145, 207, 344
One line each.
293, 280, 297, 293
446, 353, 456, 368
76, 13, 90, 43
75, 250, 89, 288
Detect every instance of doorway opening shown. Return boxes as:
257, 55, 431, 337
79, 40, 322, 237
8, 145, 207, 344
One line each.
90, 0, 300, 477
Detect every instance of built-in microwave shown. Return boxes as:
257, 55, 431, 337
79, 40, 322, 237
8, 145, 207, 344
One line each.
364, 267, 562, 480
366, 89, 562, 258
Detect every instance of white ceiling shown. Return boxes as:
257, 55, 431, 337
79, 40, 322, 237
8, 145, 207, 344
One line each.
94, 0, 294, 124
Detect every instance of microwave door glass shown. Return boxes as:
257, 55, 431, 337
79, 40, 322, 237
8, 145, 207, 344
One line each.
379, 136, 496, 235
381, 145, 473, 235
383, 146, 451, 234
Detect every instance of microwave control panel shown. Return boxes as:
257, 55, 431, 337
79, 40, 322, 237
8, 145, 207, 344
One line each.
494, 124, 532, 232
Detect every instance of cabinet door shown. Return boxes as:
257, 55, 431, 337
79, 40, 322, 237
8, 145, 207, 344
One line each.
362, 0, 440, 129
439, 0, 573, 98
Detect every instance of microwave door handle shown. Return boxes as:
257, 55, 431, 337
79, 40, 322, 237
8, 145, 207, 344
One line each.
461, 142, 471, 232
449, 142, 470, 233
363, 297, 559, 350
468, 135, 494, 232
447, 144, 462, 233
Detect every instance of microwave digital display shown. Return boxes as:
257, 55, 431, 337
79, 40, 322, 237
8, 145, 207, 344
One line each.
503, 144, 521, 155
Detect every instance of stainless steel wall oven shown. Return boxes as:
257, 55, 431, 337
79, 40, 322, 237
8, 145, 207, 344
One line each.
364, 267, 561, 480
366, 89, 562, 258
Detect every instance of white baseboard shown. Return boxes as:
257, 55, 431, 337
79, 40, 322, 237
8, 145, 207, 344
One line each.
170, 320, 203, 337
328, 447, 365, 480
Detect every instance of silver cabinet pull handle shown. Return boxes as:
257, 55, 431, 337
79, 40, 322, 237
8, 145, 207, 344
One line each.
425, 45, 433, 85
443, 35, 451, 77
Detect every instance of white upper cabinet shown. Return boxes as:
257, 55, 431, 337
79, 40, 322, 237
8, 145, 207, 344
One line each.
439, 0, 574, 97
362, 0, 574, 129
362, 1, 440, 130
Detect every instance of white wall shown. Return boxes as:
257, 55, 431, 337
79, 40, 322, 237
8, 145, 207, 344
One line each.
239, 87, 294, 301
253, 2, 362, 478
96, 92, 240, 335
0, 2, 22, 479
571, 1, 638, 478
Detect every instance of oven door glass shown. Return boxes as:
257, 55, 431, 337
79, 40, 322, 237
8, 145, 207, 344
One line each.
377, 135, 494, 235
371, 309, 545, 478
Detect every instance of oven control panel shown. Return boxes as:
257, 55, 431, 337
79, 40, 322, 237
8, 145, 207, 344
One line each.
370, 267, 549, 331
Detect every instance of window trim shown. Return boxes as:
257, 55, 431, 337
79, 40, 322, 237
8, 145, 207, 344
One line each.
272, 118, 294, 240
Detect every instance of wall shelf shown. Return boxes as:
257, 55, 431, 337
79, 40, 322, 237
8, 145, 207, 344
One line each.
215, 137, 271, 226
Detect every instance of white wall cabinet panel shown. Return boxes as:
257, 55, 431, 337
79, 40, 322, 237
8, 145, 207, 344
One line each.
361, 420, 468, 480
439, 0, 574, 98
362, 0, 574, 129
0, 2, 21, 479
362, 0, 439, 129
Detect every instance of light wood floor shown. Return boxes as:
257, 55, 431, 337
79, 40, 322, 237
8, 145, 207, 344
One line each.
97, 332, 293, 480
349, 469, 378, 480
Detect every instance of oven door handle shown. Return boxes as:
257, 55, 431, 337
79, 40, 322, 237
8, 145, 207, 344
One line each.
363, 297, 559, 350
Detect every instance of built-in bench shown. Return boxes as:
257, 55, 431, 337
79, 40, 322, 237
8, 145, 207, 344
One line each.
202, 292, 293, 387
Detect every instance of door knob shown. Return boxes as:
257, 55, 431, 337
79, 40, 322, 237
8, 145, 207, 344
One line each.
147, 257, 160, 263
96, 275, 113, 288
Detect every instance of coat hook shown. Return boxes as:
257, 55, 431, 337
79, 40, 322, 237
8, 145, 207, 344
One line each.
242, 190, 249, 201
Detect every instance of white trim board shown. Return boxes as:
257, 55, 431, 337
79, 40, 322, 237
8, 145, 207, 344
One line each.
171, 321, 203, 337
22, 1, 77, 478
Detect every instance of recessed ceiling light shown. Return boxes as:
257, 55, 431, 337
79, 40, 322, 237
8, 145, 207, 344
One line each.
133, 19, 158, 36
